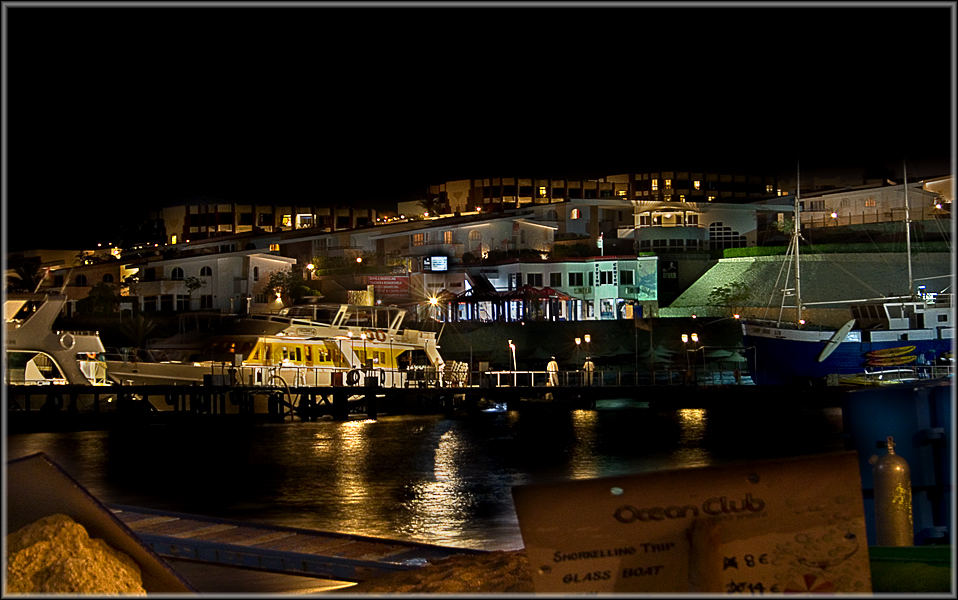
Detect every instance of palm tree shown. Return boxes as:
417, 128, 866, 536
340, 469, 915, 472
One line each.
6, 260, 46, 292
119, 313, 158, 351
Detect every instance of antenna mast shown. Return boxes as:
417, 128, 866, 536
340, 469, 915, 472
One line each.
903, 162, 913, 297
794, 163, 802, 324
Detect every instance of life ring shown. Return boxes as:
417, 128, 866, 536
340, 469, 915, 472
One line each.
346, 369, 361, 386
362, 329, 376, 341
375, 330, 387, 342
59, 332, 75, 350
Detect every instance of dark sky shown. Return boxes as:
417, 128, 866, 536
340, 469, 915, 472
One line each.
4, 3, 954, 251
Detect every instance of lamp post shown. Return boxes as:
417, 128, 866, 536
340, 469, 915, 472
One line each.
508, 339, 517, 386
682, 332, 700, 383
584, 334, 591, 357
575, 336, 581, 365
360, 332, 369, 370
305, 263, 315, 280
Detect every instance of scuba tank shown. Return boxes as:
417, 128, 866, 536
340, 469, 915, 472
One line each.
869, 435, 914, 546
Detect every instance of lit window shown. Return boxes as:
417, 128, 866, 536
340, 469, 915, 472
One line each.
443, 231, 453, 244
679, 194, 686, 202
651, 180, 659, 191
864, 198, 876, 207
282, 214, 292, 227
413, 233, 426, 246
616, 189, 627, 197
693, 180, 701, 190
269, 243, 280, 252
664, 179, 672, 188
570, 208, 581, 220
171, 235, 178, 244
538, 186, 547, 197
766, 184, 774, 193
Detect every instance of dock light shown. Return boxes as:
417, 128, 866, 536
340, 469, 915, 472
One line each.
691, 314, 697, 319
831, 212, 838, 219
799, 319, 806, 325
935, 203, 942, 209
584, 334, 591, 344
733, 313, 740, 319
681, 333, 689, 344
356, 257, 363, 264
690, 333, 699, 343
575, 337, 581, 346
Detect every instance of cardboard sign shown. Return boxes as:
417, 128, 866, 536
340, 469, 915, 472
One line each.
512, 452, 872, 594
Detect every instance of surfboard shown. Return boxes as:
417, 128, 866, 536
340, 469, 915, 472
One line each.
865, 345, 916, 359
817, 319, 856, 363
867, 355, 917, 367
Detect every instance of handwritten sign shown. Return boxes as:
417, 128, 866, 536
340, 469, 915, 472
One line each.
511, 452, 871, 593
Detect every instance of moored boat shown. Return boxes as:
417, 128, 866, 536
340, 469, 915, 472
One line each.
741, 164, 954, 386
103, 303, 451, 387
5, 293, 110, 385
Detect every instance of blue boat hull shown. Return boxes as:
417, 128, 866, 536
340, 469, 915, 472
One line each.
742, 332, 951, 386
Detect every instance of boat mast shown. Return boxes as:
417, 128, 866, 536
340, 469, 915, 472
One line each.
903, 162, 913, 297
794, 163, 802, 324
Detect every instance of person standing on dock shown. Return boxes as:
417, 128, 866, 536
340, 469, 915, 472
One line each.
582, 356, 595, 386
546, 356, 559, 387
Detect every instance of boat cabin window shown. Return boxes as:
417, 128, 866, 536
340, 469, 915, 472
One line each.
398, 350, 431, 368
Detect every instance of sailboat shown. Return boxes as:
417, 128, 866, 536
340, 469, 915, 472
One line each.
741, 163, 954, 386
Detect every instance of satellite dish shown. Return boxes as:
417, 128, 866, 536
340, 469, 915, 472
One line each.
817, 319, 856, 363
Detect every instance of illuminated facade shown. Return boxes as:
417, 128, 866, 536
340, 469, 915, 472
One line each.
756, 180, 948, 230
422, 171, 778, 216
423, 177, 631, 215
609, 170, 780, 202
439, 256, 659, 322
157, 201, 379, 244
623, 201, 790, 252
119, 250, 296, 314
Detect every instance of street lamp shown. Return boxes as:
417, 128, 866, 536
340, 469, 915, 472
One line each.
575, 336, 581, 365
428, 295, 439, 321
584, 333, 591, 356
360, 332, 369, 369
682, 332, 701, 382
508, 339, 517, 386
305, 263, 315, 279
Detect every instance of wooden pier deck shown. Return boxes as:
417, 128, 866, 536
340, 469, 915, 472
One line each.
108, 504, 485, 585
6, 380, 860, 432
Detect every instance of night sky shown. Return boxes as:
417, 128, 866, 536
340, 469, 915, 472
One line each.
4, 3, 954, 252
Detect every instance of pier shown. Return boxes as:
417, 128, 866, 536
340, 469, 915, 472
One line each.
7, 374, 862, 432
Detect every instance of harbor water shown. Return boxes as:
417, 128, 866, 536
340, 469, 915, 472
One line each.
6, 399, 847, 551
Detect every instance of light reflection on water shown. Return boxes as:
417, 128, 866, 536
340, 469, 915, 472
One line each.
6, 403, 845, 551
